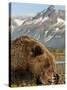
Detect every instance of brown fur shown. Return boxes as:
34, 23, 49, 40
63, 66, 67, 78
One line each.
11, 36, 57, 85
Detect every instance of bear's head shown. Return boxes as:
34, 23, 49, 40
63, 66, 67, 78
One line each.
23, 39, 59, 85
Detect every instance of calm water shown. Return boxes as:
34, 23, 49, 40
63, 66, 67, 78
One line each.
56, 60, 65, 64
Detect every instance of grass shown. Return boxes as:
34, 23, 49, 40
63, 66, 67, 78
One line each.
47, 48, 65, 53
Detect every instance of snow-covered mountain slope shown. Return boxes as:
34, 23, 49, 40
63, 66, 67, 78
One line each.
10, 5, 65, 48
10, 17, 27, 32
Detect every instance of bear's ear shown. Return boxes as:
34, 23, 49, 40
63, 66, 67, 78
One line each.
31, 45, 44, 57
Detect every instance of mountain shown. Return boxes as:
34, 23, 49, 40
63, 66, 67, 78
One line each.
10, 5, 65, 48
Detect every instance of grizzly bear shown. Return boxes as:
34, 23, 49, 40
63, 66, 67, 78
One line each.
10, 36, 59, 86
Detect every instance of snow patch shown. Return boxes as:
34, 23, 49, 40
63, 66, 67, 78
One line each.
56, 28, 59, 31
42, 16, 49, 22
57, 18, 64, 24
14, 19, 24, 26
33, 17, 42, 24
11, 25, 15, 32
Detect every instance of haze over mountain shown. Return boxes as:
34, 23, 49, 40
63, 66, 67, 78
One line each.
10, 5, 65, 48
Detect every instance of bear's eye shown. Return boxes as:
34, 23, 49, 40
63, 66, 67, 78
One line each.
31, 45, 44, 57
